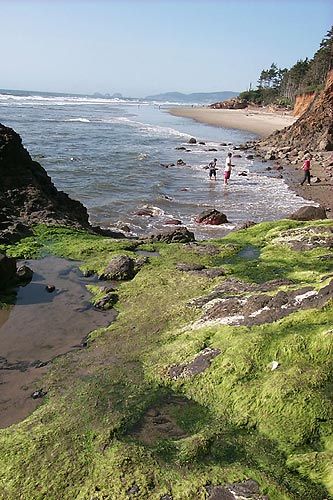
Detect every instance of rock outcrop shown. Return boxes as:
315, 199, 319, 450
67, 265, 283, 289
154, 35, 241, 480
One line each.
209, 97, 248, 109
0, 123, 90, 243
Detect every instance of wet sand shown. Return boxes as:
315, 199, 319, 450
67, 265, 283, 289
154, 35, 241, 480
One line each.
169, 106, 297, 138
0, 257, 116, 428
169, 106, 333, 215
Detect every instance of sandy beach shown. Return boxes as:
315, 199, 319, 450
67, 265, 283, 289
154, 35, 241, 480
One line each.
169, 106, 333, 215
169, 106, 297, 138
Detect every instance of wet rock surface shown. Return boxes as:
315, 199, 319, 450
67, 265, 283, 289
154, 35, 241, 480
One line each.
169, 347, 221, 379
195, 209, 229, 225
192, 278, 333, 327
206, 479, 267, 500
149, 227, 195, 243
272, 225, 333, 251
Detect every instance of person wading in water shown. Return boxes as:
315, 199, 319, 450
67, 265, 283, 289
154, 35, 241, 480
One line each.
224, 152, 234, 185
208, 158, 218, 181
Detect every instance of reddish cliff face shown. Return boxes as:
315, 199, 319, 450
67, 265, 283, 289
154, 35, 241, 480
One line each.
259, 69, 333, 152
293, 92, 316, 116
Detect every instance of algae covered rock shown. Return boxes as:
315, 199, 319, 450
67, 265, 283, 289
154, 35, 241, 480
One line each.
100, 255, 136, 281
149, 227, 195, 243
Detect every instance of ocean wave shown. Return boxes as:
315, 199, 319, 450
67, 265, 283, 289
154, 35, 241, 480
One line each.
65, 118, 91, 123
0, 93, 143, 107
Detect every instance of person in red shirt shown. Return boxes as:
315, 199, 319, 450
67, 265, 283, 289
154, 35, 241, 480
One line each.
300, 157, 311, 185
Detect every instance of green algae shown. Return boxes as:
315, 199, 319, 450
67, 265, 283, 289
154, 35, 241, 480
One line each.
0, 219, 332, 499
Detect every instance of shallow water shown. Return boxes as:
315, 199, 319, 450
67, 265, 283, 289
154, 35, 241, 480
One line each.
0, 91, 315, 239
0, 256, 115, 428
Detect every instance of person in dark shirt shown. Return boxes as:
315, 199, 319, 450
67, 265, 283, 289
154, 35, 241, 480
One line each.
209, 158, 218, 180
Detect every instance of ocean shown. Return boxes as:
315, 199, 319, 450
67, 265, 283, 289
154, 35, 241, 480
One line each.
0, 91, 312, 239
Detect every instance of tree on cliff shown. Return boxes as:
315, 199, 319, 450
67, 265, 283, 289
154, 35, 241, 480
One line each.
239, 25, 333, 106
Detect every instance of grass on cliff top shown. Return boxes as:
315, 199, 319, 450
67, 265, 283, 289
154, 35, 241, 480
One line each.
0, 219, 332, 499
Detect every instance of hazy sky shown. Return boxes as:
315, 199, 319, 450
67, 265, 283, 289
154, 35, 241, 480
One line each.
1, 0, 332, 96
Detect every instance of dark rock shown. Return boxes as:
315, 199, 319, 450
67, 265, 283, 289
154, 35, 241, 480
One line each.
16, 264, 33, 283
233, 154, 242, 158
238, 221, 256, 230
184, 242, 220, 256
238, 171, 248, 176
164, 219, 182, 225
180, 187, 189, 191
195, 209, 229, 225
149, 227, 195, 244
0, 123, 91, 242
135, 208, 154, 217
289, 205, 327, 221
126, 484, 140, 496
175, 146, 187, 150
90, 226, 126, 239
45, 285, 55, 293
177, 159, 186, 166
206, 479, 266, 500
188, 137, 197, 144
195, 268, 226, 278
169, 347, 221, 380
208, 148, 218, 152
0, 253, 17, 289
94, 292, 118, 310
176, 263, 206, 272
100, 255, 136, 281
246, 154, 254, 160
199, 141, 206, 145
31, 388, 47, 399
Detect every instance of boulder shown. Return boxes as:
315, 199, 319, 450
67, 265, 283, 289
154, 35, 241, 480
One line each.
195, 209, 229, 225
188, 137, 197, 144
289, 205, 327, 221
0, 253, 17, 289
100, 255, 136, 281
149, 227, 195, 243
16, 264, 33, 283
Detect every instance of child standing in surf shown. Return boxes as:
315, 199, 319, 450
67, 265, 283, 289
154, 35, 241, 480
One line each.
224, 152, 234, 185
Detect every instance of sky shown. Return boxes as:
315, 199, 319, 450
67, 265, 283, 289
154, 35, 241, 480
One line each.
0, 0, 332, 97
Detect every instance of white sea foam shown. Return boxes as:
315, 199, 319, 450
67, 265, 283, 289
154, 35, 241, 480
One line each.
65, 118, 91, 123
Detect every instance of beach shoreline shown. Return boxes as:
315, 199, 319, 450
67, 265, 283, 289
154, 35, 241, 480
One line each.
169, 106, 297, 138
169, 106, 333, 216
